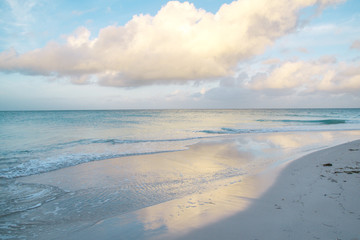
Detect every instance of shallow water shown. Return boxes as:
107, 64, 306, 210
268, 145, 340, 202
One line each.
1, 109, 360, 239
2, 131, 360, 239
1, 109, 360, 178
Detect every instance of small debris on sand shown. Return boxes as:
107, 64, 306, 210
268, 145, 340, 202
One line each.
348, 148, 359, 151
323, 163, 332, 167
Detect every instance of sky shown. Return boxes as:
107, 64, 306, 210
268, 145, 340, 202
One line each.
0, 0, 359, 110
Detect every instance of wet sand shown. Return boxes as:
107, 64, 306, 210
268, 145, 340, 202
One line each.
67, 140, 360, 240
11, 133, 360, 239
179, 139, 360, 240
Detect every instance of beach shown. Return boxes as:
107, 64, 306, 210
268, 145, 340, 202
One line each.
1, 109, 360, 239
179, 139, 360, 240
8, 133, 360, 240
55, 138, 360, 240
1, 0, 359, 237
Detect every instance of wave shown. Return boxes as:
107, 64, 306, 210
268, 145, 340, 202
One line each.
0, 150, 183, 179
0, 137, 209, 179
199, 128, 275, 135
256, 119, 347, 125
1, 136, 207, 157
91, 137, 208, 144
0, 117, 356, 178
0, 180, 66, 217
199, 123, 356, 135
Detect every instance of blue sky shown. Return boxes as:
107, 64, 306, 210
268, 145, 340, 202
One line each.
0, 0, 359, 110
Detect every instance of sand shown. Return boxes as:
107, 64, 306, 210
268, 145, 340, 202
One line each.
59, 139, 360, 240
14, 135, 360, 239
178, 139, 360, 240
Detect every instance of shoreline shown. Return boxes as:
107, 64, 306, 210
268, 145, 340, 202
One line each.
65, 138, 360, 240
178, 139, 360, 240
65, 139, 360, 240
8, 133, 360, 239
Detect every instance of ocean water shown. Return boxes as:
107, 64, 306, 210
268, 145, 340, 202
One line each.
1, 109, 360, 179
1, 109, 360, 239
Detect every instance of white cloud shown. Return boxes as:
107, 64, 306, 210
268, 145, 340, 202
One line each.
0, 0, 345, 87
6, 0, 37, 24
66, 27, 96, 48
247, 58, 360, 94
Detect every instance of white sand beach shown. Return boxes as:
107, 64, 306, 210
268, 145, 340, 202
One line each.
14, 135, 360, 239
179, 139, 360, 240
1, 0, 359, 238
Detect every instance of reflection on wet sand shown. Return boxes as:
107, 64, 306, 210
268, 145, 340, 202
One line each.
70, 172, 264, 240
136, 174, 265, 240
18, 131, 360, 239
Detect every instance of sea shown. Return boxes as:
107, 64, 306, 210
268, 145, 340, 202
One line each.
1, 108, 360, 238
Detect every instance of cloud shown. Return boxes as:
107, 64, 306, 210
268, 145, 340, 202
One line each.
262, 58, 282, 65
219, 72, 248, 87
351, 39, 360, 50
247, 58, 360, 94
1, 0, 39, 42
6, 0, 37, 24
71, 8, 97, 16
0, 0, 345, 87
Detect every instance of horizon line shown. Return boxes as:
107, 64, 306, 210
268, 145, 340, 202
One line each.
1, 107, 359, 112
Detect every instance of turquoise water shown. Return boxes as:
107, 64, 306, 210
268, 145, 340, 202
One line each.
1, 109, 360, 239
1, 109, 360, 178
